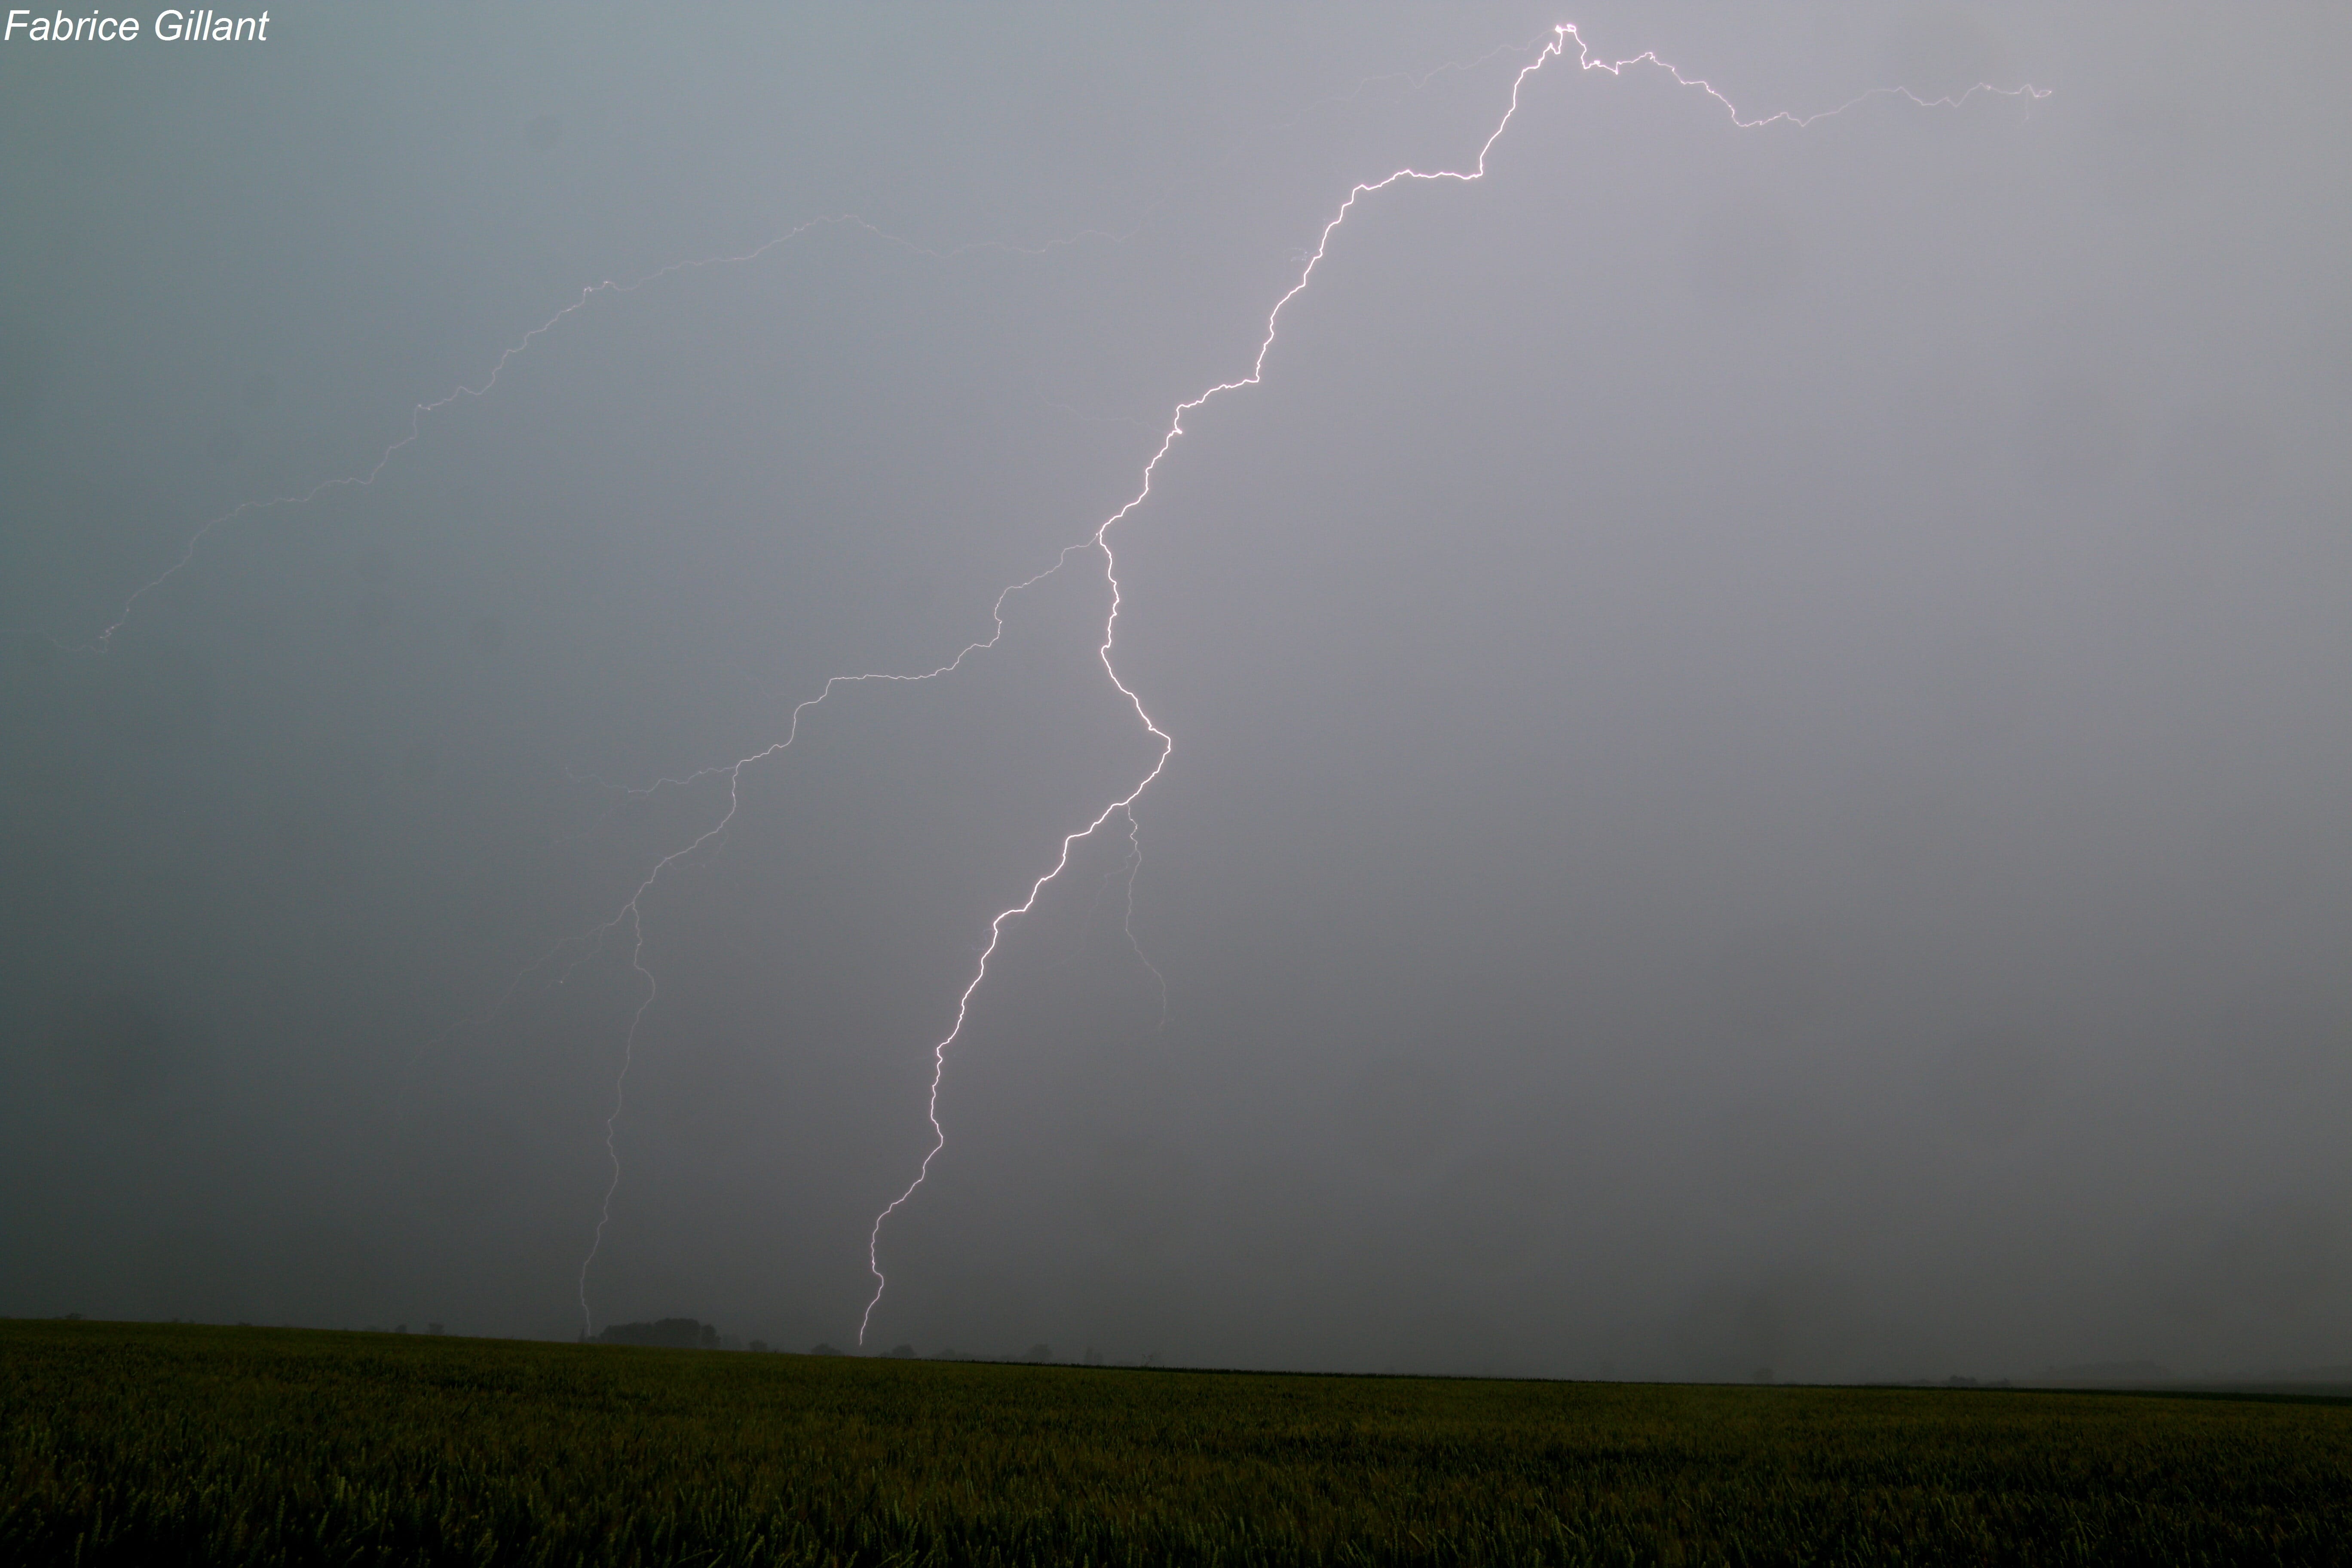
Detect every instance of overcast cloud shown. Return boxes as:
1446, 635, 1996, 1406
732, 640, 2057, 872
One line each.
3, 4, 2347, 1384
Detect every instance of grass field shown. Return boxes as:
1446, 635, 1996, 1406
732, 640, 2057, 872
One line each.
4, 1320, 2347, 1565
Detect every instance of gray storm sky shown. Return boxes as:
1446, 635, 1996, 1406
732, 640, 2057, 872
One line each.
3, 4, 2347, 1382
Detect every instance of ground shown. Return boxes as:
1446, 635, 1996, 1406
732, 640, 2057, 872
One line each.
4, 1319, 2347, 1565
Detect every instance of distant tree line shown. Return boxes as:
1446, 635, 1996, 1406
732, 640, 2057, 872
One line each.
594, 1319, 723, 1351
591, 1324, 1142, 1362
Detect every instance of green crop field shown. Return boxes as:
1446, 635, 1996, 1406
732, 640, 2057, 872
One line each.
3, 1320, 2346, 1565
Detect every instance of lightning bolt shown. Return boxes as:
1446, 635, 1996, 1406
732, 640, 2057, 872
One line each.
27, 17, 2046, 1344
849, 24, 2046, 1343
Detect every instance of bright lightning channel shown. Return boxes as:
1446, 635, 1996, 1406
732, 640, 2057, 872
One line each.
850, 26, 2049, 1343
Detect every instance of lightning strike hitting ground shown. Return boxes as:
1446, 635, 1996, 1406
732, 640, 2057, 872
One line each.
572, 552, 1110, 1335
850, 25, 2048, 1342
40, 19, 2046, 1344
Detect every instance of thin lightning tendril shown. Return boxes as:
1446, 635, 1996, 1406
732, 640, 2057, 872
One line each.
77, 215, 1148, 655
1119, 808, 1168, 1029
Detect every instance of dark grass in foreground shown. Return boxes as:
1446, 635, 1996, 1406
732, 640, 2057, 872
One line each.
5, 1321, 2348, 1565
